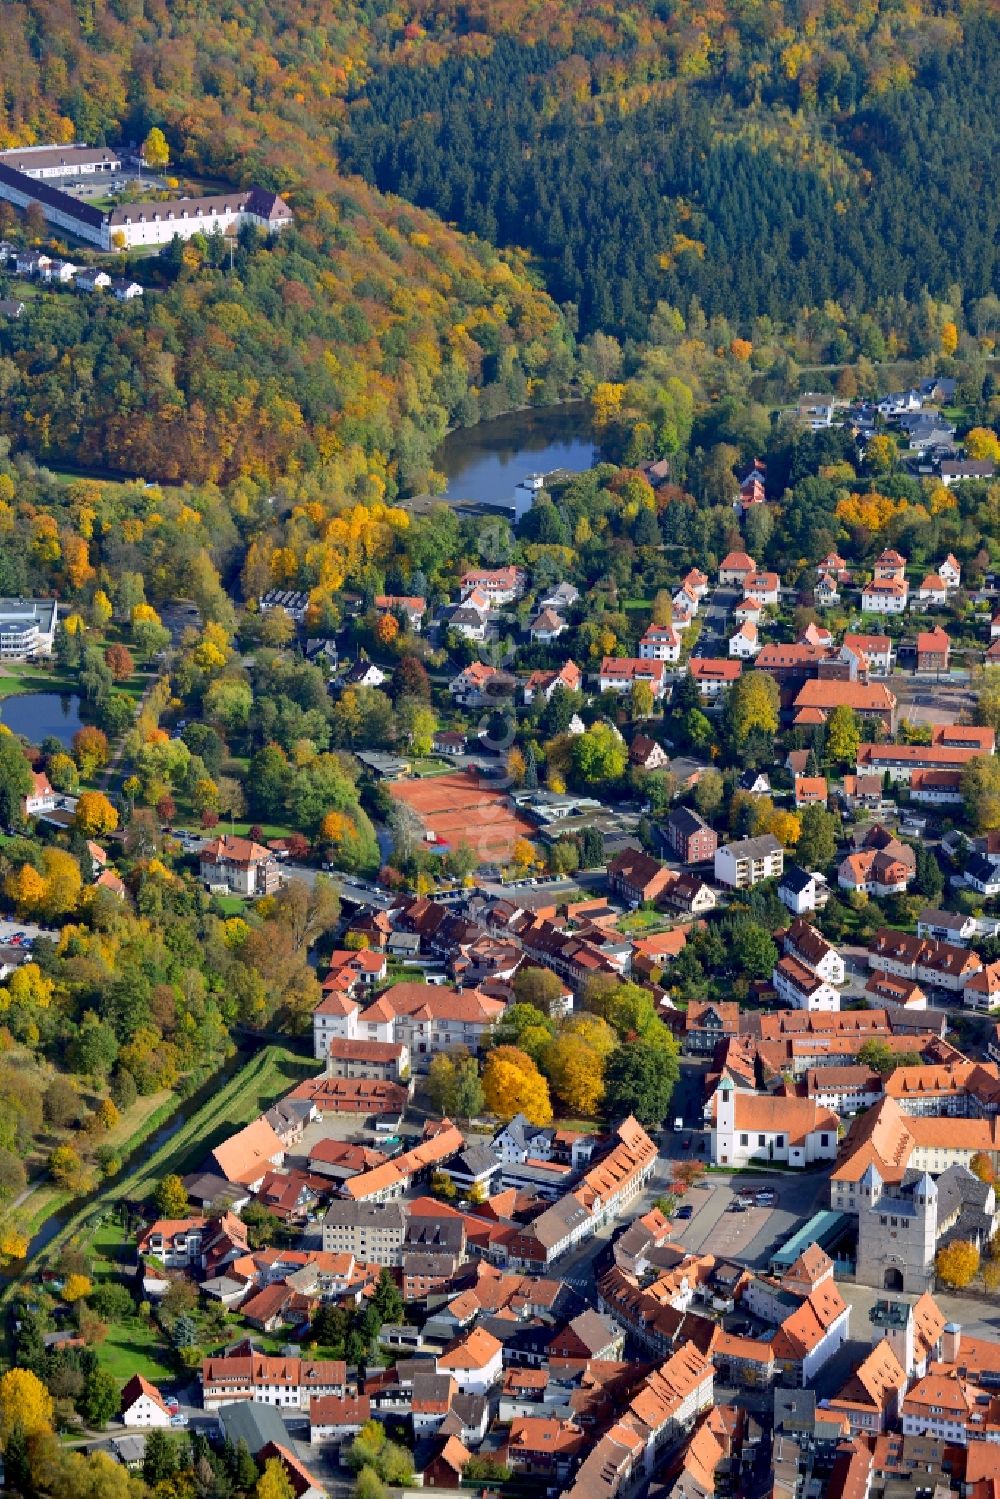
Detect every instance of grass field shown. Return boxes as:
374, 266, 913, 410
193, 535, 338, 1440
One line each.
0, 663, 76, 699
86, 1220, 177, 1383
618, 909, 667, 934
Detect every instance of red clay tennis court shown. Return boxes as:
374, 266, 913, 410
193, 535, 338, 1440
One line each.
390, 772, 535, 864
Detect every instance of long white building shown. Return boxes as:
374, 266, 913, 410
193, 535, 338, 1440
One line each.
0, 143, 292, 250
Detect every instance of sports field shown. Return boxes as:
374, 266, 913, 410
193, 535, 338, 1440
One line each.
390, 771, 535, 864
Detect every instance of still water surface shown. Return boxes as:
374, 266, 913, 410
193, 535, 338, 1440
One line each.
437, 403, 597, 507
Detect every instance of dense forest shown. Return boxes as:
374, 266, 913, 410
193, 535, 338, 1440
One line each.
0, 1, 995, 486
343, 24, 1000, 337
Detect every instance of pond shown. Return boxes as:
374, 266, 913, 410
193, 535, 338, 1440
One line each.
437, 402, 597, 514
0, 691, 85, 747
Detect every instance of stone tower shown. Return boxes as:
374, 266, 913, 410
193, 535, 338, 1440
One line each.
855, 1169, 938, 1294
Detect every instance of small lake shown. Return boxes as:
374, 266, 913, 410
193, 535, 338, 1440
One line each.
0, 691, 85, 747
437, 403, 597, 510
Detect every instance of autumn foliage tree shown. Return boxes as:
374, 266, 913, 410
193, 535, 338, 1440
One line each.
0, 1367, 53, 1444
936, 1239, 980, 1288
482, 1046, 552, 1125
72, 726, 110, 777
104, 643, 135, 681
74, 792, 119, 837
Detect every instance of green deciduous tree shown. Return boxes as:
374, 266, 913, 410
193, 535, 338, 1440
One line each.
603, 1042, 678, 1128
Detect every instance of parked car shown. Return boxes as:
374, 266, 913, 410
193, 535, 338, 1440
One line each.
675, 1205, 694, 1220
756, 1190, 777, 1206
170, 1414, 189, 1428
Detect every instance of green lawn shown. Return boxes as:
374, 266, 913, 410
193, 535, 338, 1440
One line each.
83, 1220, 177, 1384
213, 894, 249, 916
409, 758, 453, 777
618, 909, 668, 934
0, 664, 76, 699
98, 1317, 177, 1384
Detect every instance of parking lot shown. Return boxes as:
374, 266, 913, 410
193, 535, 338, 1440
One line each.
0, 918, 53, 948
670, 1172, 831, 1269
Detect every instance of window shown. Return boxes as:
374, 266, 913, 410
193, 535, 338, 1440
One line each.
758, 1134, 766, 1146
820, 1134, 830, 1146
740, 1134, 748, 1147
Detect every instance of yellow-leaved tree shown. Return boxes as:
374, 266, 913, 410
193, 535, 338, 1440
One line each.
74, 791, 119, 837
935, 1239, 980, 1289
541, 1032, 606, 1116
0, 1367, 53, 1443
482, 1046, 552, 1125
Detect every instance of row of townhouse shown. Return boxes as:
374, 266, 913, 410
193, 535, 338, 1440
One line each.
771, 916, 845, 1013
868, 928, 984, 995
499, 1116, 657, 1270
201, 1354, 347, 1410
559, 1340, 716, 1499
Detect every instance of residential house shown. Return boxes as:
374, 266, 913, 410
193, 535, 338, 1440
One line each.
941, 460, 995, 485
743, 571, 780, 606
683, 1002, 740, 1057
772, 955, 840, 1012
729, 621, 760, 659
737, 769, 771, 796
111, 278, 143, 300
522, 660, 582, 704
794, 776, 828, 808
782, 917, 845, 985
718, 552, 757, 587
839, 849, 912, 898
75, 267, 111, 291
375, 595, 426, 631
629, 734, 669, 771
874, 549, 907, 583
916, 627, 950, 673
436, 1329, 504, 1395
598, 658, 668, 699
23, 769, 57, 817
916, 908, 978, 946
861, 579, 908, 614
664, 807, 718, 865
310, 1394, 372, 1446
778, 866, 828, 916
199, 835, 280, 897
714, 835, 783, 890
688, 658, 741, 698
815, 574, 840, 608
138, 1216, 208, 1269
120, 1375, 172, 1428
841, 634, 894, 677
528, 609, 566, 643
539, 582, 580, 612
449, 662, 514, 708
916, 574, 948, 608
639, 624, 682, 662
459, 567, 525, 604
